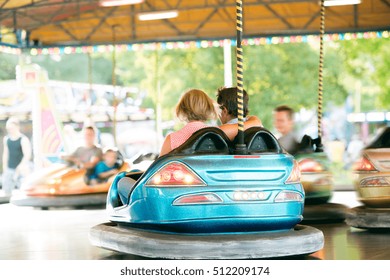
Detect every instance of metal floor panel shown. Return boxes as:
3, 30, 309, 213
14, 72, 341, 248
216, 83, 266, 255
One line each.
0, 191, 389, 260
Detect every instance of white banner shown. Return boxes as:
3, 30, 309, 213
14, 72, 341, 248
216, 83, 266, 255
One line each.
0, 260, 387, 280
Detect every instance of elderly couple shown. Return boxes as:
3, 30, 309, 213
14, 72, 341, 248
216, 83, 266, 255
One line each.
159, 87, 263, 156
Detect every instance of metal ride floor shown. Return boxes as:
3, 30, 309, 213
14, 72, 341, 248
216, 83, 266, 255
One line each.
0, 191, 389, 260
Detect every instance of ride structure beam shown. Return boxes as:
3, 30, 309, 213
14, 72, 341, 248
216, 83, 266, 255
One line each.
219, 5, 235, 25
2, 0, 388, 46
0, 0, 11, 10
261, 2, 294, 29
0, 0, 315, 28
47, 3, 68, 24
0, 0, 93, 12
0, 1, 97, 27
193, 0, 232, 35
162, 0, 174, 9
56, 23, 79, 41
381, 0, 390, 8
131, 4, 136, 40
325, 7, 350, 26
302, 10, 320, 30
144, 0, 183, 36
192, 7, 220, 35
354, 4, 358, 28
15, 9, 77, 43
84, 7, 118, 41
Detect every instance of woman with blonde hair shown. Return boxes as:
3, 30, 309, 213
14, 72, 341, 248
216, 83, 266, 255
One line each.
159, 89, 217, 156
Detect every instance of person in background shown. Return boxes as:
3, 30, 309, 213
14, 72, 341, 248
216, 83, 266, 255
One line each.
2, 117, 32, 195
62, 126, 102, 183
273, 105, 298, 154
90, 148, 120, 185
216, 86, 262, 133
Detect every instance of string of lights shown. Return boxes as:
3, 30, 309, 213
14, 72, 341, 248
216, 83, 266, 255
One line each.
0, 30, 388, 56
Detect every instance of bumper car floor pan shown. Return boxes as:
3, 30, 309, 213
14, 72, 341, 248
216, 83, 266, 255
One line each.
89, 223, 324, 259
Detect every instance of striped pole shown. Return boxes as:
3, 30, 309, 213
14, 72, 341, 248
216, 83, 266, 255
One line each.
316, 0, 325, 152
235, 0, 246, 154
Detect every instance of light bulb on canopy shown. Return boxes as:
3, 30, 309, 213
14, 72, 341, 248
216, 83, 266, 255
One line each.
324, 0, 361, 6
138, 10, 179, 21
99, 0, 144, 7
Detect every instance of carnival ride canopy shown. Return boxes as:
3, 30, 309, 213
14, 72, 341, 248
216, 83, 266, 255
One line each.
0, 0, 389, 46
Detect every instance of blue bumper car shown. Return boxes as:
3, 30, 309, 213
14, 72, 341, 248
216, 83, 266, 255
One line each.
90, 127, 324, 259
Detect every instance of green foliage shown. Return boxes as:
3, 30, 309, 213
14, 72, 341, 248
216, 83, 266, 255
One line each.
0, 52, 18, 80
116, 47, 224, 120
337, 38, 390, 111
244, 44, 316, 128
376, 43, 390, 108
2, 37, 386, 126
243, 43, 348, 128
29, 53, 113, 84
114, 42, 349, 128
91, 53, 115, 85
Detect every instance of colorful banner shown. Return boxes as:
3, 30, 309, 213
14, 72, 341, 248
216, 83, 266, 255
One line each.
0, 30, 388, 55
25, 30, 389, 56
39, 86, 64, 157
17, 63, 66, 167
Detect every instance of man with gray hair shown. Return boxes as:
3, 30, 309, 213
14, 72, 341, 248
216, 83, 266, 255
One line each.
2, 117, 32, 195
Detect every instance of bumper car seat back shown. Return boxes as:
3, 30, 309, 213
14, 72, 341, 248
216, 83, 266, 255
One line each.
118, 177, 137, 205
170, 127, 231, 155
243, 127, 283, 154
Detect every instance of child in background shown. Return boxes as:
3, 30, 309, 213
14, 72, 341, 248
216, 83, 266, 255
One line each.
90, 148, 120, 185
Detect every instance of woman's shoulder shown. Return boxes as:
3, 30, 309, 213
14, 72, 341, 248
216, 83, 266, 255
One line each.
185, 121, 210, 130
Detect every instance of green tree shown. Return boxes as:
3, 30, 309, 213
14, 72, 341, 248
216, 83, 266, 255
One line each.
243, 43, 348, 128
29, 53, 113, 84
116, 47, 224, 121
0, 52, 18, 80
376, 42, 390, 108
11, 37, 386, 127
338, 38, 390, 111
